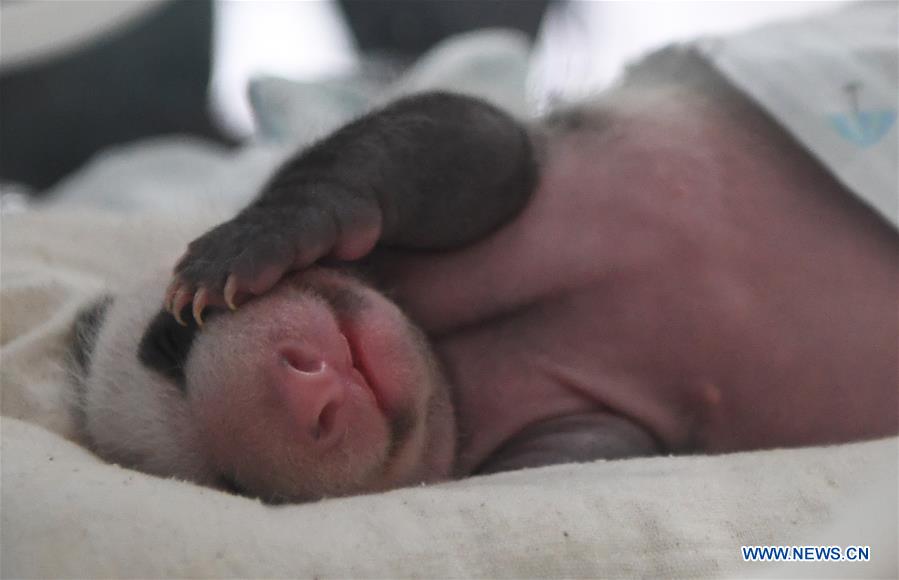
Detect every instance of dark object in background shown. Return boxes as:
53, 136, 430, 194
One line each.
0, 0, 229, 192
338, 0, 553, 59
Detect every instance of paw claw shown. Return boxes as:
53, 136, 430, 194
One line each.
172, 288, 192, 327
164, 280, 179, 313
193, 287, 209, 327
224, 274, 238, 311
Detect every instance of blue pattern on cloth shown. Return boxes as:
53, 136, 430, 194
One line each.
829, 110, 896, 148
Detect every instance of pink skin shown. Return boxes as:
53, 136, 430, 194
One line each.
166, 78, 897, 496
184, 268, 454, 501
374, 86, 898, 471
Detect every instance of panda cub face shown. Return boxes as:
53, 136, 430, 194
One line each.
70, 268, 457, 503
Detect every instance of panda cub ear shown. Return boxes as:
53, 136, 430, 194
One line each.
71, 295, 114, 378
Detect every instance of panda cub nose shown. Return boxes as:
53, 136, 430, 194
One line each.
272, 341, 351, 448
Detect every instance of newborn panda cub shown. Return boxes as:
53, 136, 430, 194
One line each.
73, 92, 541, 502
71, 50, 899, 503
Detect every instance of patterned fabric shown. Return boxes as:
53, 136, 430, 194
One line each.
698, 2, 898, 229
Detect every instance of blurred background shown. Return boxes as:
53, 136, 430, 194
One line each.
0, 0, 846, 194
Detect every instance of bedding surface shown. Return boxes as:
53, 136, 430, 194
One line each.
2, 209, 897, 579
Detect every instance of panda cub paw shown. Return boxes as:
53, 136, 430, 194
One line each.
165, 196, 382, 326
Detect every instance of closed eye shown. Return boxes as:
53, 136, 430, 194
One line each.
137, 310, 200, 391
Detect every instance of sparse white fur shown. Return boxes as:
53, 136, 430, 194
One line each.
80, 274, 217, 485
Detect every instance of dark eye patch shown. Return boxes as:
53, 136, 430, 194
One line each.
138, 310, 201, 392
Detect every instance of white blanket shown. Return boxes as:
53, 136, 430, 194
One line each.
2, 209, 897, 578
